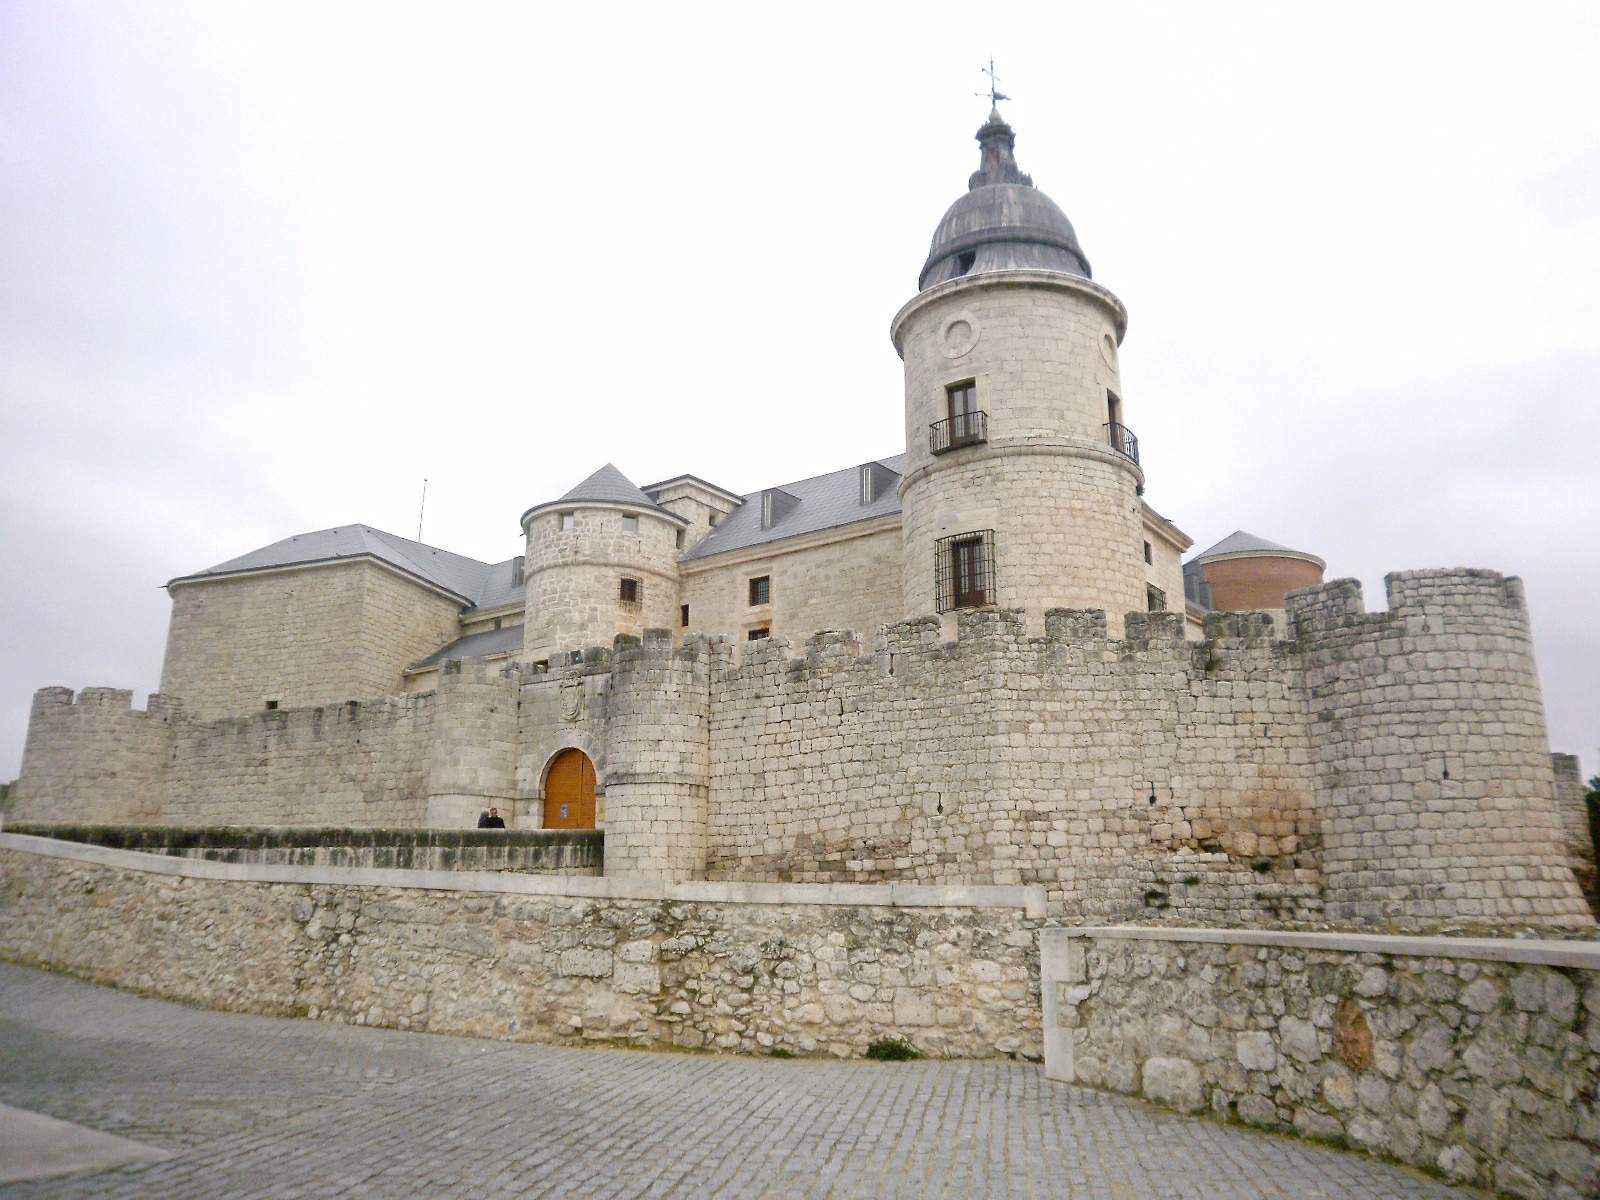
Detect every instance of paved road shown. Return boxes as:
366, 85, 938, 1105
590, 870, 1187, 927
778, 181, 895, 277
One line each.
0, 962, 1477, 1199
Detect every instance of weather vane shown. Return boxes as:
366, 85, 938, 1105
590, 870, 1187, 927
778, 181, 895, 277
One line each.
977, 57, 1010, 108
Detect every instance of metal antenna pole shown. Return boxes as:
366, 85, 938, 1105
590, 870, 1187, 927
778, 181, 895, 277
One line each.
417, 478, 428, 541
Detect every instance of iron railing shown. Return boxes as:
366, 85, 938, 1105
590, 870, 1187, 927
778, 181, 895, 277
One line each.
935, 529, 995, 612
1104, 421, 1140, 464
930, 410, 988, 455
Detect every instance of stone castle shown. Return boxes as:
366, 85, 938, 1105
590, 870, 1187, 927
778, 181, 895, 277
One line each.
9, 107, 1594, 930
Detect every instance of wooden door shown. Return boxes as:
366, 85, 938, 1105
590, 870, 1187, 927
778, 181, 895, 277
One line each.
543, 749, 596, 829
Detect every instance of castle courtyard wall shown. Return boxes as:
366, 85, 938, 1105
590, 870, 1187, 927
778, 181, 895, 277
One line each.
160, 561, 461, 719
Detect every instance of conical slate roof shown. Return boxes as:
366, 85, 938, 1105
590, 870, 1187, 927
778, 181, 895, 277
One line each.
556, 463, 662, 509
1193, 530, 1323, 565
520, 463, 684, 529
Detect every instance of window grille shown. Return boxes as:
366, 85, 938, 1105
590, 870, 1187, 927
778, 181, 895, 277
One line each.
748, 575, 771, 606
1147, 584, 1167, 612
935, 530, 995, 612
619, 577, 641, 608
747, 627, 770, 641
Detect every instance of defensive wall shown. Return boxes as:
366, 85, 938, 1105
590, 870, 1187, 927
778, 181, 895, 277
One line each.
9, 569, 1592, 930
1041, 926, 1600, 1199
1554, 752, 1599, 917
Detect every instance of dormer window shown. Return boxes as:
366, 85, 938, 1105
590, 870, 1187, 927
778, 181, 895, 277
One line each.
758, 488, 798, 530
858, 461, 899, 505
861, 466, 876, 504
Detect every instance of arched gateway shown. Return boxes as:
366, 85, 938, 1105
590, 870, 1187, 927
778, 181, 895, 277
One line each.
542, 748, 597, 830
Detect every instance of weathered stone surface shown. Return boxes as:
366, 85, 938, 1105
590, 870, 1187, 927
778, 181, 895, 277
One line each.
1044, 930, 1600, 1200
1141, 1057, 1202, 1113
0, 847, 1041, 1060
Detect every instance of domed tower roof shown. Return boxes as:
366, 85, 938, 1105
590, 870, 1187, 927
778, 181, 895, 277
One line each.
919, 108, 1091, 292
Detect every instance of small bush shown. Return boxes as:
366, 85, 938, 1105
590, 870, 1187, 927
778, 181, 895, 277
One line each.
768, 1047, 795, 1059
865, 1037, 920, 1061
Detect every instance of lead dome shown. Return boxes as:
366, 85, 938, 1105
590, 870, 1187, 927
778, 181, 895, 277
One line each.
918, 108, 1091, 291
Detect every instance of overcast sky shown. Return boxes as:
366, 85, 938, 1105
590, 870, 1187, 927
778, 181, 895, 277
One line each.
1, 2, 1596, 780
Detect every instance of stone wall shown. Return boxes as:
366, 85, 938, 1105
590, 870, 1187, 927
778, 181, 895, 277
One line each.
1042, 926, 1600, 1199
11, 688, 177, 823
1554, 753, 1599, 917
521, 505, 682, 665
1290, 572, 1585, 928
679, 523, 902, 649
707, 608, 1322, 925
0, 837, 1044, 1060
4, 823, 601, 874
892, 273, 1147, 635
160, 561, 462, 720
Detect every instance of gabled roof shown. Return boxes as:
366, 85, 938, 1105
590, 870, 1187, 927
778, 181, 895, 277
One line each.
1192, 529, 1323, 566
682, 455, 906, 562
169, 524, 524, 609
406, 624, 524, 673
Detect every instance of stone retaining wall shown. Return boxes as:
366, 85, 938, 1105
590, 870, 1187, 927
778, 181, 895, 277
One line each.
0, 837, 1044, 1060
2, 824, 601, 875
1042, 926, 1600, 1198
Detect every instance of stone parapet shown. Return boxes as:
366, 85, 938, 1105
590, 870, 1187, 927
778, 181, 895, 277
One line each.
1554, 752, 1599, 918
0, 838, 1043, 1059
1042, 925, 1600, 1197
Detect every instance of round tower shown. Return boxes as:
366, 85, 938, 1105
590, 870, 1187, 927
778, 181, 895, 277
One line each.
892, 109, 1146, 632
519, 463, 685, 665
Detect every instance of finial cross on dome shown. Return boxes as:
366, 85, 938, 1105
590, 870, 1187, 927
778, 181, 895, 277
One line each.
976, 57, 1010, 111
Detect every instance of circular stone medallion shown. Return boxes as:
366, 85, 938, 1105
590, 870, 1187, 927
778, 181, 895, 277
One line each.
941, 315, 979, 359
1099, 331, 1119, 368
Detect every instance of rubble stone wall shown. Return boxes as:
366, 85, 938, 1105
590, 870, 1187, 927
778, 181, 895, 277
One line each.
0, 839, 1043, 1060
1042, 926, 1600, 1199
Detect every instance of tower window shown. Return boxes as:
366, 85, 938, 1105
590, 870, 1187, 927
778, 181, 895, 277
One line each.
748, 575, 771, 606
619, 577, 641, 606
1147, 585, 1167, 613
621, 514, 638, 534
1143, 541, 1153, 565
675, 528, 684, 549
936, 530, 994, 612
264, 699, 279, 711
559, 511, 576, 531
955, 250, 976, 276
680, 604, 689, 628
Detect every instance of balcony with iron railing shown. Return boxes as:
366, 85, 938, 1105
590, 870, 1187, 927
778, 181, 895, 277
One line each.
930, 410, 988, 455
1104, 421, 1139, 465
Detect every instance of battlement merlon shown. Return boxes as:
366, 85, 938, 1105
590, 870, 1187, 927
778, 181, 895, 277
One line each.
1286, 568, 1532, 638
29, 686, 181, 721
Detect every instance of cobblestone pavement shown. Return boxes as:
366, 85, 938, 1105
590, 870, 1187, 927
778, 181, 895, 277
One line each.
0, 963, 1479, 1199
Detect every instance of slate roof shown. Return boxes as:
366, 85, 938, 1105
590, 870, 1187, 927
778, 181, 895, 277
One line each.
681, 455, 906, 562
1192, 530, 1319, 563
406, 624, 524, 673
170, 524, 524, 610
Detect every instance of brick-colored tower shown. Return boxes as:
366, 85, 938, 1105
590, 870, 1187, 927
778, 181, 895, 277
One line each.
892, 109, 1147, 632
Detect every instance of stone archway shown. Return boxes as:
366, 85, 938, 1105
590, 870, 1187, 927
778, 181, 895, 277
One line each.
542, 748, 597, 830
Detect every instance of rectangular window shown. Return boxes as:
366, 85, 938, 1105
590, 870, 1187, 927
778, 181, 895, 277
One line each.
680, 604, 689, 628
935, 530, 995, 612
708, 512, 720, 527
264, 699, 279, 711
747, 627, 770, 641
621, 514, 638, 534
947, 380, 977, 419
619, 577, 641, 605
1107, 390, 1122, 430
1143, 541, 1153, 565
675, 528, 684, 549
748, 575, 771, 606
1147, 584, 1167, 612
559, 511, 576, 531
861, 465, 876, 504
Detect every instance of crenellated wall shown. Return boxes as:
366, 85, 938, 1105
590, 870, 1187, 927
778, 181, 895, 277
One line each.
1289, 571, 1587, 928
12, 569, 1591, 930
13, 688, 178, 823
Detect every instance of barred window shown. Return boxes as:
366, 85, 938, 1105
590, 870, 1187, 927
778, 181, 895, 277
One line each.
1147, 584, 1167, 612
619, 577, 641, 607
747, 626, 770, 641
935, 530, 994, 612
748, 575, 770, 606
